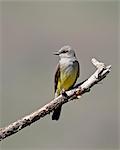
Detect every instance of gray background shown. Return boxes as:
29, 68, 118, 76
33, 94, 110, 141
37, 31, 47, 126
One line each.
0, 1, 119, 150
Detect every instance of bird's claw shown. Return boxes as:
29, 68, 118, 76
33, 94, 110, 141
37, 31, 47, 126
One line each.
61, 89, 69, 99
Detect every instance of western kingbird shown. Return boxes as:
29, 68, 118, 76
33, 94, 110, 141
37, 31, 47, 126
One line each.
52, 45, 80, 120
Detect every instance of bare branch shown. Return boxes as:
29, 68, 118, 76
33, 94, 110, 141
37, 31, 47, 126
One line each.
0, 58, 111, 141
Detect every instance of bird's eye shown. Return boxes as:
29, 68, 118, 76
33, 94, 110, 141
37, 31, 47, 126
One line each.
62, 50, 68, 54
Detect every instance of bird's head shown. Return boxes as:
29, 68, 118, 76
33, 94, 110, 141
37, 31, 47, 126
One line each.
53, 45, 76, 58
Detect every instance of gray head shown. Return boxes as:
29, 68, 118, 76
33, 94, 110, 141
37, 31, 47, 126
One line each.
54, 45, 76, 58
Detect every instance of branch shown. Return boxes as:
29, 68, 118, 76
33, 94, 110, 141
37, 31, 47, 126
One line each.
0, 58, 111, 141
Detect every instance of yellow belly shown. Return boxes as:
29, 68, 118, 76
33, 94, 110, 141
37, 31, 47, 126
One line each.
57, 71, 77, 95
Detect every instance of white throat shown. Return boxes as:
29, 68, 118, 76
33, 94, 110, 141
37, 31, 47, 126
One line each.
59, 56, 77, 65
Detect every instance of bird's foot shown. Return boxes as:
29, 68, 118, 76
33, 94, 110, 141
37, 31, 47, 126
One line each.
61, 89, 69, 99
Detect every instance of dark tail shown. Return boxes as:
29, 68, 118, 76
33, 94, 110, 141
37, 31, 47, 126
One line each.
52, 105, 62, 121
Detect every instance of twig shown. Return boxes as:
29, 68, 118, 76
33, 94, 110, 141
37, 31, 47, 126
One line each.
0, 58, 111, 141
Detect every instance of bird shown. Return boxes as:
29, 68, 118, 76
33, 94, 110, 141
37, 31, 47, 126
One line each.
52, 45, 80, 120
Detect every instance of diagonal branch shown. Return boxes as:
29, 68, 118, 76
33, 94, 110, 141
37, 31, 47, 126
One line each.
0, 58, 111, 141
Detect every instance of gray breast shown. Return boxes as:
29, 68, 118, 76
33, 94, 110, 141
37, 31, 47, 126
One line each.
60, 60, 75, 75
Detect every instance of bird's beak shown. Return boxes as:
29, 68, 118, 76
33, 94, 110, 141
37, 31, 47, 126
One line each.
53, 51, 59, 55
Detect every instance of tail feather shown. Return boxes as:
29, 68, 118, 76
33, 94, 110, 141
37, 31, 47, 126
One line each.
52, 105, 62, 120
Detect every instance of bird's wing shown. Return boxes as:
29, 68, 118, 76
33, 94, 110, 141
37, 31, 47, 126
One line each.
69, 60, 80, 89
74, 60, 80, 78
54, 63, 60, 93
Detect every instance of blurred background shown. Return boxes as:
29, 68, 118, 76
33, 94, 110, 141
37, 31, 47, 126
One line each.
0, 1, 119, 150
